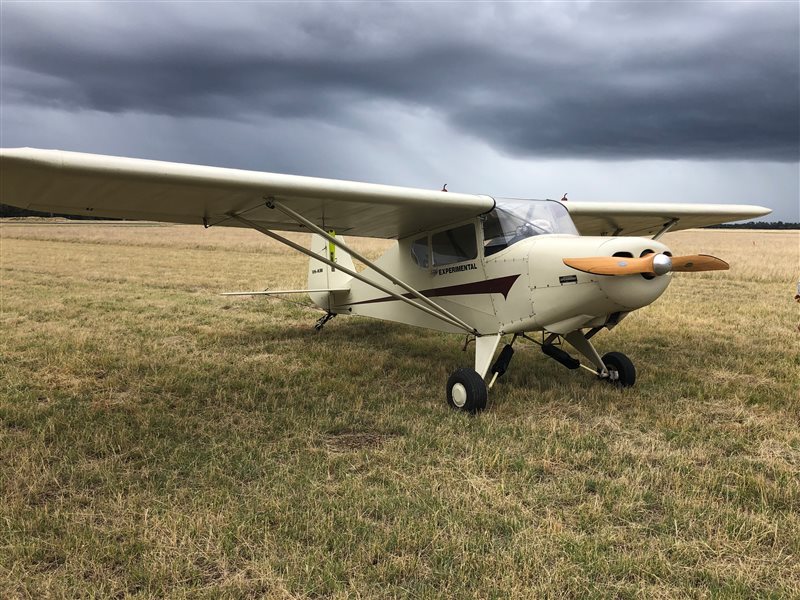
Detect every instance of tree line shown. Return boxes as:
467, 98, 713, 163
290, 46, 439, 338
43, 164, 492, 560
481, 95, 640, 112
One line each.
0, 204, 119, 220
706, 221, 799, 230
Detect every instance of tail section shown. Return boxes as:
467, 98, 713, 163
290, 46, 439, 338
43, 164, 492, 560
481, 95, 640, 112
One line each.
308, 233, 355, 311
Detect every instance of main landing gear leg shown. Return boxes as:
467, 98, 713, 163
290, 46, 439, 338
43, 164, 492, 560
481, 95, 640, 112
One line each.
563, 330, 636, 387
446, 333, 505, 414
563, 330, 608, 377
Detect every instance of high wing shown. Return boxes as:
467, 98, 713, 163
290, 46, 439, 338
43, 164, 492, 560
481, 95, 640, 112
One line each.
0, 148, 495, 239
565, 201, 771, 237
1, 148, 771, 238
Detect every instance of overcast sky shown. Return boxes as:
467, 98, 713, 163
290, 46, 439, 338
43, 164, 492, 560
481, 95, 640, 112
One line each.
1, 1, 798, 221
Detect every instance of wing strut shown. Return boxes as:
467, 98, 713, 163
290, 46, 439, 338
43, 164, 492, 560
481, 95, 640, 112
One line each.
227, 212, 480, 336
652, 218, 678, 241
268, 199, 478, 335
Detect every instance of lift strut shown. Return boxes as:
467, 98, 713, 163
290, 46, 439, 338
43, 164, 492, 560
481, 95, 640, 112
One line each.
269, 199, 477, 334
227, 212, 479, 335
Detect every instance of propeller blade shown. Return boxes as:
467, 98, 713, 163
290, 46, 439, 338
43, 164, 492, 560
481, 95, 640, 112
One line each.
563, 252, 728, 276
563, 255, 657, 276
669, 254, 729, 272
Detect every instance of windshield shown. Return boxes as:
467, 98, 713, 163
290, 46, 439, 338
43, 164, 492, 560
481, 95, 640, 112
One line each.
482, 199, 578, 257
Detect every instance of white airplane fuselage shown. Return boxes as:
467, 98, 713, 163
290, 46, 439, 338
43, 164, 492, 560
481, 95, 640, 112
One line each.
311, 222, 672, 338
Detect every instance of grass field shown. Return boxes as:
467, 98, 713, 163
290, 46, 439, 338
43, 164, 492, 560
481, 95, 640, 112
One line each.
1, 222, 798, 598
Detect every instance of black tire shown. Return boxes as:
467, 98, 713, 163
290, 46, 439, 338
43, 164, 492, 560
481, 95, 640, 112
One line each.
601, 351, 636, 387
446, 368, 488, 413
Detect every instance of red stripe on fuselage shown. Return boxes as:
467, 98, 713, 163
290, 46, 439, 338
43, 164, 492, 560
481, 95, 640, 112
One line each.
344, 274, 520, 306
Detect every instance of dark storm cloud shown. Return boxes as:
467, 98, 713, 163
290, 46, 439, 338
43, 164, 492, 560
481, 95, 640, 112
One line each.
2, 2, 798, 161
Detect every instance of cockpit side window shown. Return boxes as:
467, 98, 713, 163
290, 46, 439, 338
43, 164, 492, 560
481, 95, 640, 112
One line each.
431, 223, 478, 266
411, 236, 429, 268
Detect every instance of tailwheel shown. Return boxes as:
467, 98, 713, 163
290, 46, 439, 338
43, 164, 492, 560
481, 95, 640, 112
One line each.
601, 351, 636, 387
446, 368, 488, 413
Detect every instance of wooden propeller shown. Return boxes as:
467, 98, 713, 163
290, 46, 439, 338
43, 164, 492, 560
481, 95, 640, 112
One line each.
563, 253, 728, 276
669, 254, 729, 272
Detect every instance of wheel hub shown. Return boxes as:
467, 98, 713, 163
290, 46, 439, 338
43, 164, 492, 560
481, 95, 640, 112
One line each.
451, 382, 468, 408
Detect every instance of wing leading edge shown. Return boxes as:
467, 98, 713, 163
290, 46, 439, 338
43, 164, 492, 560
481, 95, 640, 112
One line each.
566, 201, 772, 237
2, 148, 772, 238
0, 148, 495, 239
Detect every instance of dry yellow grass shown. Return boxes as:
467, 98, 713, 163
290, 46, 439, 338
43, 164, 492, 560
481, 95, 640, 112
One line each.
664, 229, 797, 283
1, 221, 798, 598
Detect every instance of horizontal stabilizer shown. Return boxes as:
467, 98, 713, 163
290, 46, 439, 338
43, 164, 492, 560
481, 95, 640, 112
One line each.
221, 288, 349, 296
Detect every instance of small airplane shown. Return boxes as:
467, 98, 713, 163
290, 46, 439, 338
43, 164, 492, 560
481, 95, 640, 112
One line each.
1, 148, 771, 412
